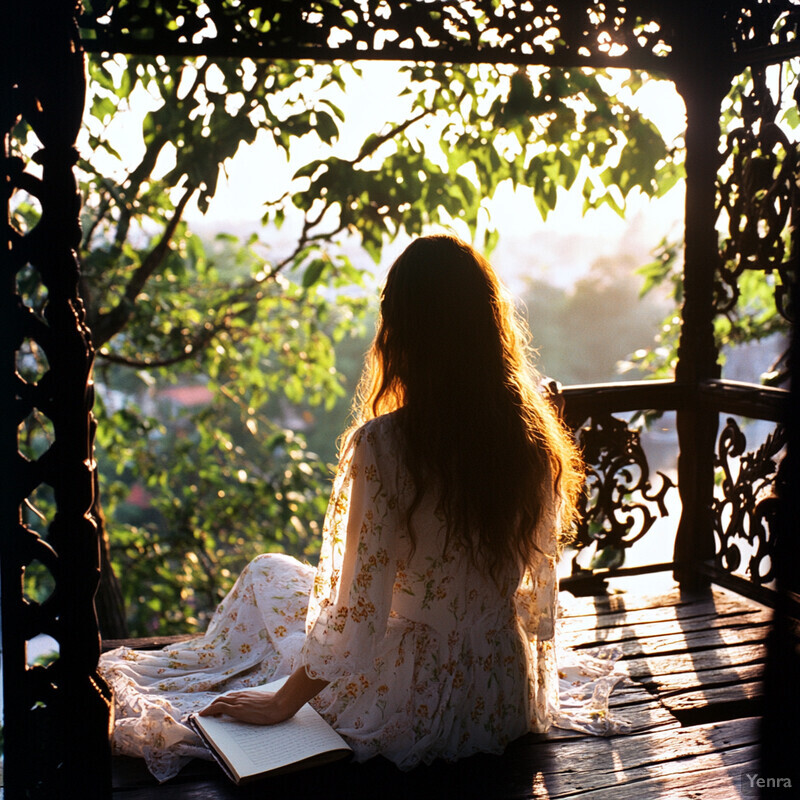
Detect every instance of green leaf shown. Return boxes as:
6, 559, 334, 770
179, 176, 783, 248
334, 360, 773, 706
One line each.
302, 259, 325, 288
782, 104, 800, 129
589, 546, 625, 570
314, 111, 339, 144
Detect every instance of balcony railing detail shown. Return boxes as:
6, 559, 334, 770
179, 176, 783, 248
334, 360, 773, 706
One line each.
715, 63, 797, 383
713, 416, 787, 589
568, 412, 675, 581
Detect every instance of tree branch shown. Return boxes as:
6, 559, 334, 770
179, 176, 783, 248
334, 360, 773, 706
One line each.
353, 107, 434, 165
97, 96, 436, 366
92, 185, 196, 348
98, 346, 205, 370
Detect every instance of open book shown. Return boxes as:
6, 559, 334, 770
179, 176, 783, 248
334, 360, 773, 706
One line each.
189, 677, 352, 784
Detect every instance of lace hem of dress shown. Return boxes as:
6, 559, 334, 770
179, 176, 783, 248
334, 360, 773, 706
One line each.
554, 645, 632, 736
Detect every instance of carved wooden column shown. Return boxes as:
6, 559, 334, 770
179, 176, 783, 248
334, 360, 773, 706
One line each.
671, 3, 730, 590
1, 2, 111, 796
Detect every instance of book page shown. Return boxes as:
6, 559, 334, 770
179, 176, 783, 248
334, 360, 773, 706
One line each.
191, 678, 351, 781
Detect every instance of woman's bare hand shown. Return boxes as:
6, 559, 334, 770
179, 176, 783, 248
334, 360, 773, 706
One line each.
198, 666, 328, 726
198, 690, 292, 725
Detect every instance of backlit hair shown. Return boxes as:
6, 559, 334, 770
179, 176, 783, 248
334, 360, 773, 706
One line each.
348, 234, 582, 579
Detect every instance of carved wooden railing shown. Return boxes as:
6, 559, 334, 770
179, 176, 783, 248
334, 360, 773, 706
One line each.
561, 379, 790, 608
2, 1, 797, 796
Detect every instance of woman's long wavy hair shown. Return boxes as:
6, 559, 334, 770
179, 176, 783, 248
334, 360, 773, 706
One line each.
348, 234, 583, 579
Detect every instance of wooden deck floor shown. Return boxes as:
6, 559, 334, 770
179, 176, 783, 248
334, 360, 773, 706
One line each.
110, 584, 769, 799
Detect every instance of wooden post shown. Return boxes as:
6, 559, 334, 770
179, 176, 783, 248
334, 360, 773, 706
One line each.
671, 4, 730, 590
0, 2, 112, 796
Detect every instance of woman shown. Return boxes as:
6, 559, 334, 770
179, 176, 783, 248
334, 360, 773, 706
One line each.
99, 235, 603, 783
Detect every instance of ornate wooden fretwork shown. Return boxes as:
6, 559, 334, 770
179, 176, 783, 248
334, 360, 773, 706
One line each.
716, 64, 798, 338
713, 417, 787, 587
79, 1, 800, 71
79, 0, 675, 66
569, 413, 674, 577
1, 2, 111, 797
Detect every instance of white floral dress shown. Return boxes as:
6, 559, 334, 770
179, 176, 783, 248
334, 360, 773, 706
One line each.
99, 413, 624, 782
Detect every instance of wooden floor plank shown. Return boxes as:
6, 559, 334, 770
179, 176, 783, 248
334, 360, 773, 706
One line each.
530, 718, 759, 799
559, 604, 771, 640
661, 682, 763, 713
113, 749, 539, 800
560, 600, 770, 635
649, 662, 763, 693
560, 608, 772, 643
561, 624, 769, 659
622, 643, 765, 681
559, 586, 761, 620
537, 749, 759, 800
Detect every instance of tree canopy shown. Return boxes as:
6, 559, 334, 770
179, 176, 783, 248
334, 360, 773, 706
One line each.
14, 54, 688, 636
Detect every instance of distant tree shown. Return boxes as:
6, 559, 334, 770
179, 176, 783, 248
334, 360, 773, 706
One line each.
522, 255, 670, 386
